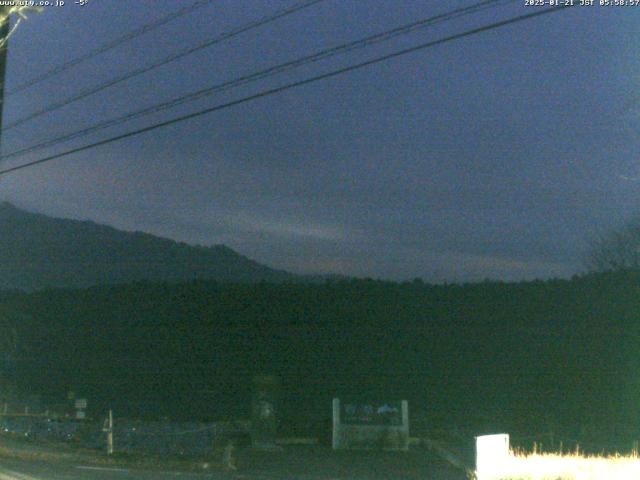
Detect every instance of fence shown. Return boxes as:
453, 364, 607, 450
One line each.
0, 414, 250, 456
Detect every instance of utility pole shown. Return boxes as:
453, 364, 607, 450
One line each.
107, 409, 114, 455
0, 7, 10, 154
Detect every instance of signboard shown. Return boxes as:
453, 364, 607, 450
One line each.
332, 398, 409, 450
476, 434, 510, 480
340, 401, 402, 426
74, 398, 87, 409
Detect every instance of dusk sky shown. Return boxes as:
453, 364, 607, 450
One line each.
0, 0, 638, 282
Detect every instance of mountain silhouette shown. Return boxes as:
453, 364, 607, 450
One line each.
0, 202, 295, 290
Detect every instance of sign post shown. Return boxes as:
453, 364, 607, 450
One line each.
102, 409, 114, 455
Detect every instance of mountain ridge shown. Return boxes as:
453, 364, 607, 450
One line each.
0, 201, 297, 290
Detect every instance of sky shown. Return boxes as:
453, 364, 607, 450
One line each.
0, 0, 638, 282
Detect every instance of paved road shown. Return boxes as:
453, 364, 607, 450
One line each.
0, 461, 343, 480
0, 448, 466, 480
0, 458, 228, 480
0, 462, 342, 480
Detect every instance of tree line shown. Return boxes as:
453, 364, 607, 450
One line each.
0, 270, 638, 444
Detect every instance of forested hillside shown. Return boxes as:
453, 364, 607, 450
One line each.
1, 272, 638, 442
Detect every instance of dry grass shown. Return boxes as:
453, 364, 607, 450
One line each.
477, 448, 640, 480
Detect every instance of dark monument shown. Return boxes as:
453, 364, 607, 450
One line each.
250, 374, 281, 450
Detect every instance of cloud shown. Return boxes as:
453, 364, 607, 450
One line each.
220, 212, 349, 242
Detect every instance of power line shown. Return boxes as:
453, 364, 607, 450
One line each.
0, 6, 572, 177
2, 0, 326, 131
1, 0, 512, 161
4, 0, 215, 96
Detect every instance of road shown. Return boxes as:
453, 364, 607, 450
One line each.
0, 460, 340, 480
0, 460, 355, 480
0, 458, 226, 480
0, 447, 467, 480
